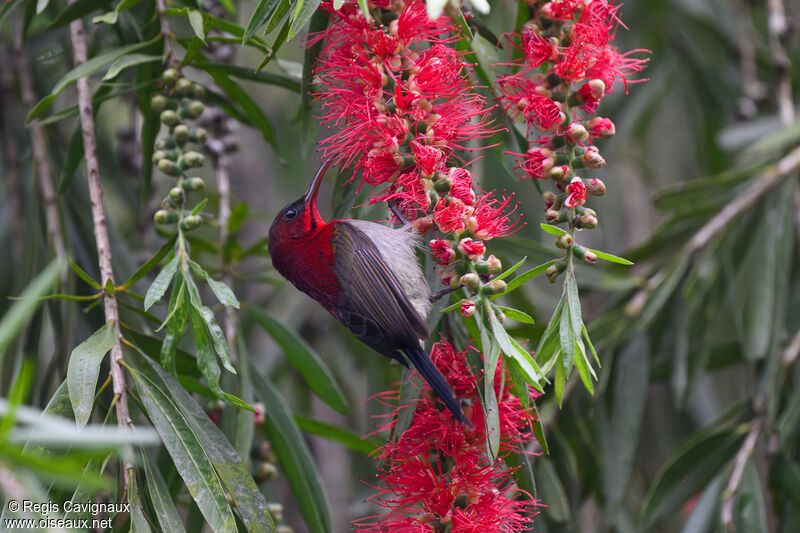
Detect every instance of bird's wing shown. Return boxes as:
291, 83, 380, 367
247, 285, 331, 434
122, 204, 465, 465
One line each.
331, 222, 430, 358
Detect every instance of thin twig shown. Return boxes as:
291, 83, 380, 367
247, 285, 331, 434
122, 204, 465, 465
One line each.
721, 414, 764, 530
684, 144, 800, 256
68, 1, 131, 481
156, 0, 176, 66
15, 26, 67, 264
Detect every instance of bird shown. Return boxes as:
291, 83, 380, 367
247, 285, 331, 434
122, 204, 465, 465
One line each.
268, 161, 470, 427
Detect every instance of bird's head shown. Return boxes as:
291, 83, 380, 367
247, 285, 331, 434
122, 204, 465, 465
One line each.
268, 161, 331, 255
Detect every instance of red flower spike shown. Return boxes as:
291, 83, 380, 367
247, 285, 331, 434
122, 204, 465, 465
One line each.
429, 238, 456, 265
468, 193, 523, 240
458, 238, 486, 260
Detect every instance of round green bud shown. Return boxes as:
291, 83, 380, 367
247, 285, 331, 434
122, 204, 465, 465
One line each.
175, 77, 192, 96
152, 150, 165, 165
545, 260, 567, 283
173, 124, 190, 143
191, 83, 206, 98
154, 210, 179, 224
151, 94, 167, 112
156, 137, 176, 150
460, 273, 480, 290
556, 234, 573, 249
433, 177, 451, 194
267, 503, 284, 522
160, 110, 180, 127
579, 214, 598, 229
489, 280, 507, 294
169, 187, 185, 203
190, 177, 205, 190
188, 100, 205, 118
157, 159, 180, 176
180, 151, 204, 169
474, 260, 489, 275
191, 127, 208, 143
161, 68, 178, 84
180, 214, 203, 231
545, 209, 566, 224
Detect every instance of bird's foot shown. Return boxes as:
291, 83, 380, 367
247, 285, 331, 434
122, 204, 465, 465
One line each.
388, 199, 410, 226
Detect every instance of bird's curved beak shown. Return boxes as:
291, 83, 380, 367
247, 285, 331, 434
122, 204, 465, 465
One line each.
303, 160, 333, 207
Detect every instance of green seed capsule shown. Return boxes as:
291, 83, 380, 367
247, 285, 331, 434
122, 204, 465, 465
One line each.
173, 124, 190, 143
180, 215, 203, 231
160, 110, 180, 127
158, 159, 180, 176
152, 150, 165, 165
161, 68, 178, 84
191, 83, 206, 98
556, 234, 573, 249
154, 210, 179, 224
180, 151, 204, 169
188, 100, 205, 118
190, 177, 205, 190
190, 127, 208, 143
433, 177, 451, 194
155, 137, 176, 150
175, 78, 192, 96
151, 94, 167, 112
169, 187, 185, 203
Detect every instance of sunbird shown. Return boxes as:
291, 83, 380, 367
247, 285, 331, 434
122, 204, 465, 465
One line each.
268, 162, 469, 426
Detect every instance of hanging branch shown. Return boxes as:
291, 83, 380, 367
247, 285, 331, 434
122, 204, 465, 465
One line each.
68, 1, 131, 472
15, 25, 66, 264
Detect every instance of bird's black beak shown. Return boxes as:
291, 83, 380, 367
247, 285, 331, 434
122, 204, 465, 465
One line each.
303, 160, 333, 209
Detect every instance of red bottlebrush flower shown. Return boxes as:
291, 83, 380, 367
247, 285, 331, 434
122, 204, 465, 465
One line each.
576, 79, 606, 113
429, 238, 456, 265
468, 193, 523, 240
408, 44, 466, 99
458, 238, 486, 260
497, 77, 562, 133
461, 300, 476, 318
370, 169, 430, 219
363, 150, 402, 185
353, 340, 539, 533
565, 178, 588, 207
448, 167, 476, 205
540, 0, 585, 21
508, 147, 555, 180
521, 28, 555, 68
433, 198, 468, 235
587, 116, 616, 138
411, 141, 445, 178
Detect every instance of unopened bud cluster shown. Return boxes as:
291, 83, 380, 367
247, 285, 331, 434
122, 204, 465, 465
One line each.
499, 1, 648, 280
151, 68, 209, 232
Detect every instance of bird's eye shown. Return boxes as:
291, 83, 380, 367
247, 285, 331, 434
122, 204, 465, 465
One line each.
283, 207, 298, 220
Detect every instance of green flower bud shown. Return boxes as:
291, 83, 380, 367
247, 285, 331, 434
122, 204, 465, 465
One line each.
169, 187, 185, 203
151, 94, 167, 112
584, 207, 597, 217
573, 245, 597, 265
556, 234, 573, 249
579, 214, 598, 229
156, 137, 176, 150
495, 309, 506, 324
588, 178, 606, 196
173, 124, 190, 143
545, 209, 566, 224
267, 503, 283, 523
188, 100, 205, 118
433, 177, 451, 194
486, 254, 502, 275
490, 280, 507, 294
190, 177, 205, 190
179, 151, 204, 169
190, 127, 208, 143
545, 260, 567, 283
474, 260, 489, 275
157, 159, 180, 176
160, 110, 180, 127
152, 150, 165, 165
154, 210, 179, 224
161, 68, 178, 84
254, 462, 278, 483
181, 214, 203, 231
175, 77, 192, 96
191, 83, 206, 98
460, 273, 480, 290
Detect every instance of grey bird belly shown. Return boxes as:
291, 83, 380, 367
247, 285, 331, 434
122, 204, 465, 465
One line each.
346, 219, 432, 320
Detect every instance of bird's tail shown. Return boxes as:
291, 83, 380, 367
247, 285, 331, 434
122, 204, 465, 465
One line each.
403, 345, 473, 428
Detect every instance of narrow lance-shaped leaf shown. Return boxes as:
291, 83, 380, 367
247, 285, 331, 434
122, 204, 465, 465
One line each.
142, 451, 186, 533
184, 274, 236, 374
187, 259, 239, 308
145, 254, 179, 311
67, 322, 117, 428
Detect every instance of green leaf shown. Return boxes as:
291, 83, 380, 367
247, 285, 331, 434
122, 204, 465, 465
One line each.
491, 259, 558, 299
0, 259, 64, 362
187, 259, 239, 308
207, 70, 276, 146
243, 0, 281, 43
129, 363, 237, 532
264, 0, 292, 34
247, 305, 349, 414
301, 10, 328, 109
92, 0, 143, 24
190, 198, 208, 216
540, 223, 567, 237
493, 256, 526, 282
537, 460, 570, 523
680, 475, 724, 533
129, 472, 152, 533
487, 304, 544, 390
134, 354, 276, 532
190, 304, 222, 395
444, 2, 473, 40
67, 323, 117, 428
144, 254, 179, 311
102, 53, 161, 80
495, 306, 534, 324
142, 451, 186, 533
288, 0, 322, 41
70, 258, 101, 289
251, 366, 331, 533
294, 415, 380, 455
47, 0, 108, 28
188, 10, 206, 42
27, 38, 159, 122
192, 61, 300, 92
586, 248, 634, 266
184, 275, 236, 374
123, 235, 178, 289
